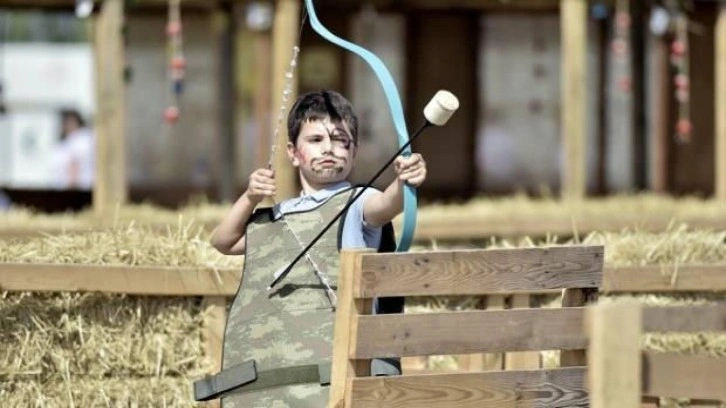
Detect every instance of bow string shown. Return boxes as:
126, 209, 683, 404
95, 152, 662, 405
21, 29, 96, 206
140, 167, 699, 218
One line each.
303, 0, 417, 252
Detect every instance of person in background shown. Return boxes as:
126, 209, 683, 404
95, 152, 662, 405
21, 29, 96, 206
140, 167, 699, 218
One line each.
52, 109, 95, 190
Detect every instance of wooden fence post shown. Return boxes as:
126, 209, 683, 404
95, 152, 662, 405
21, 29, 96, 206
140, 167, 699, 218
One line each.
329, 249, 373, 408
588, 301, 642, 408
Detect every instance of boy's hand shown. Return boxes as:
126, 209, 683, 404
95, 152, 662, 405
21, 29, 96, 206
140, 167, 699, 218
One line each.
394, 153, 427, 187
246, 168, 276, 204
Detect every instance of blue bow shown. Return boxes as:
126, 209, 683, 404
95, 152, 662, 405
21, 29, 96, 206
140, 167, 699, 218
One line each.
304, 0, 416, 252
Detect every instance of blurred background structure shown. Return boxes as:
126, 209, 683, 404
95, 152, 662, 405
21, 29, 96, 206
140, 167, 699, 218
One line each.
0, 0, 724, 212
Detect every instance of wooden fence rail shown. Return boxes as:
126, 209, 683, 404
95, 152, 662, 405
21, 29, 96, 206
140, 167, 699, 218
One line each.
588, 301, 726, 408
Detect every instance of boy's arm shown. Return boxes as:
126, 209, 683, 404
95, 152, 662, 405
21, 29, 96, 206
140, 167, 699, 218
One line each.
363, 153, 426, 227
210, 193, 258, 255
211, 168, 276, 255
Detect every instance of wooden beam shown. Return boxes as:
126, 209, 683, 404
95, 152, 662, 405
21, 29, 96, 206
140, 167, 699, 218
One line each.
716, 5, 726, 200
560, 288, 590, 367
651, 35, 671, 192
560, 0, 587, 200
356, 246, 603, 298
0, 263, 240, 296
642, 352, 726, 400
588, 301, 642, 408
504, 295, 541, 370
353, 308, 588, 359
201, 296, 227, 373
603, 265, 726, 292
270, 0, 300, 201
642, 304, 726, 333
93, 0, 127, 217
329, 250, 374, 408
348, 367, 588, 408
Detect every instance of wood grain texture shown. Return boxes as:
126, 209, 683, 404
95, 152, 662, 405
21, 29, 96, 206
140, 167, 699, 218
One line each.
603, 265, 726, 292
357, 246, 603, 297
560, 288, 589, 367
561, 0, 587, 200
354, 308, 587, 359
349, 367, 588, 408
588, 301, 642, 408
642, 352, 726, 400
330, 250, 373, 408
643, 304, 726, 333
716, 4, 726, 200
0, 263, 240, 296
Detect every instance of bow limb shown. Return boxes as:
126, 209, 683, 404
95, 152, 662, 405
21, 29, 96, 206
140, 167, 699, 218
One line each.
304, 0, 416, 252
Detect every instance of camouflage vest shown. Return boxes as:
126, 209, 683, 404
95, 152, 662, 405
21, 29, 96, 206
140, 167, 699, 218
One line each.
220, 187, 354, 408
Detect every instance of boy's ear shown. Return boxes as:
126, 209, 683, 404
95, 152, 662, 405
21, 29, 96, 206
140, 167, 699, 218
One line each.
286, 142, 300, 167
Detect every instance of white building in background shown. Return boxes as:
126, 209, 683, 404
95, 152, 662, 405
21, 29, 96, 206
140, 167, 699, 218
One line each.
0, 43, 95, 189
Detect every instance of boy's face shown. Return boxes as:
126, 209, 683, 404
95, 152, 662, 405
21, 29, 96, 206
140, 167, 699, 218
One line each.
287, 117, 356, 188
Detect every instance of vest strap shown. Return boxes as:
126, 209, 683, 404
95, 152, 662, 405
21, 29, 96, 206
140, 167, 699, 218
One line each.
193, 360, 331, 401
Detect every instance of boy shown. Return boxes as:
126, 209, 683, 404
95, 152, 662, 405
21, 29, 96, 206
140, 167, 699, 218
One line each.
204, 90, 426, 407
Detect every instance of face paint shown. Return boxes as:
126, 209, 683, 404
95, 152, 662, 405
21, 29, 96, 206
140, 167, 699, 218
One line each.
293, 118, 356, 186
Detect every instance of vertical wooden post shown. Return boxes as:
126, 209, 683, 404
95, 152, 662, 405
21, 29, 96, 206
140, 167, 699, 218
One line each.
93, 0, 127, 216
201, 296, 227, 408
716, 5, 726, 200
461, 295, 505, 372
588, 301, 642, 408
270, 0, 300, 200
560, 288, 588, 366
254, 30, 273, 169
651, 36, 671, 193
329, 249, 373, 408
217, 5, 238, 203
560, 0, 587, 200
505, 295, 541, 369
201, 296, 227, 373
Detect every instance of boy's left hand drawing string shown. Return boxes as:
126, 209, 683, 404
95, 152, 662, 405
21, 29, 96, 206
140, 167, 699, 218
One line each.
265, 43, 338, 308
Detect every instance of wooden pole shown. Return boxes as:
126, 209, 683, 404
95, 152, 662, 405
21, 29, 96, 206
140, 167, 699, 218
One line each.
716, 5, 726, 200
588, 301, 642, 408
630, 0, 647, 190
270, 0, 300, 200
651, 35, 671, 193
254, 30, 273, 169
217, 5, 238, 203
560, 0, 587, 200
93, 0, 127, 216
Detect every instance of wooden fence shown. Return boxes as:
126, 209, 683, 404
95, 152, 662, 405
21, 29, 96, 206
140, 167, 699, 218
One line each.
2, 247, 726, 406
328, 247, 726, 408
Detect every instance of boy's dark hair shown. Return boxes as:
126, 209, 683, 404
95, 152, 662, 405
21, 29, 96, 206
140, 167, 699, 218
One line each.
287, 90, 358, 146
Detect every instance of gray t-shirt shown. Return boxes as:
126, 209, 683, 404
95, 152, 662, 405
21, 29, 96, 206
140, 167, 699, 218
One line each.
273, 181, 382, 250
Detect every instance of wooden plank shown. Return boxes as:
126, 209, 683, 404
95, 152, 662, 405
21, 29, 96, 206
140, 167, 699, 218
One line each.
482, 295, 505, 371
401, 213, 726, 241
560, 288, 589, 367
270, 0, 300, 201
0, 263, 240, 296
329, 250, 373, 408
349, 367, 588, 408
588, 301, 642, 408
642, 352, 726, 400
201, 296, 227, 373
603, 265, 726, 292
643, 304, 726, 333
357, 246, 603, 298
505, 295, 541, 370
354, 308, 587, 359
93, 0, 127, 217
560, 0, 587, 200
717, 4, 726, 200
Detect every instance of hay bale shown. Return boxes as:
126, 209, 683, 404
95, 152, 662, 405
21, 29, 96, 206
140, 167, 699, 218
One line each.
0, 222, 243, 269
1, 377, 195, 407
0, 292, 211, 406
